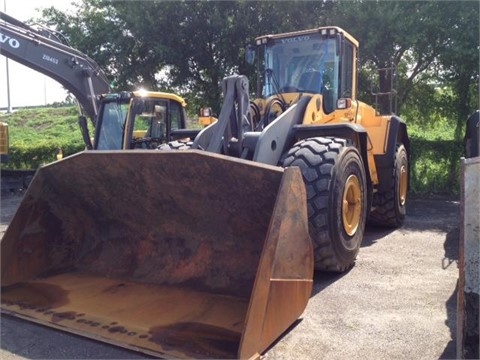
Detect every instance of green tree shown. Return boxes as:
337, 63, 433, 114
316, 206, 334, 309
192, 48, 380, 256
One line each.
40, 0, 332, 113
39, 0, 476, 122
41, 0, 165, 90
436, 1, 479, 138
330, 1, 470, 116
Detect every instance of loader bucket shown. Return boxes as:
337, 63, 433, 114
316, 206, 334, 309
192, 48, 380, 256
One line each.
1, 150, 313, 359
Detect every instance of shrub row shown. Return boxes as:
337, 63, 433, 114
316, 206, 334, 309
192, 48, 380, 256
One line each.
5, 142, 85, 169
2, 136, 465, 196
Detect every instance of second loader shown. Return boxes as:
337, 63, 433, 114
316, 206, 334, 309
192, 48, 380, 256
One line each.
1, 26, 409, 358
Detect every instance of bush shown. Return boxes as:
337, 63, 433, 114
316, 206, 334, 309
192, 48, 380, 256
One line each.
0, 106, 466, 196
7, 142, 85, 169
409, 136, 463, 195
0, 106, 86, 170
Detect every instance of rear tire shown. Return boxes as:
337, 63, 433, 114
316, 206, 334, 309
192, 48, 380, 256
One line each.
281, 137, 367, 272
368, 144, 408, 227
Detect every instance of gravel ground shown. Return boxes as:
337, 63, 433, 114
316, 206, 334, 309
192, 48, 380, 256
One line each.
0, 194, 459, 359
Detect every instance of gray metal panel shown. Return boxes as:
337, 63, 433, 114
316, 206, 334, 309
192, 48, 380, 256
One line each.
457, 156, 480, 359
253, 96, 311, 166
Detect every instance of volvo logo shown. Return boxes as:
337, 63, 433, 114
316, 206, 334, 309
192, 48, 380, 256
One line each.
280, 35, 310, 44
0, 33, 20, 49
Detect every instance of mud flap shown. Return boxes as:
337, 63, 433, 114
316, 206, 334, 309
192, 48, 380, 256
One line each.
1, 150, 313, 359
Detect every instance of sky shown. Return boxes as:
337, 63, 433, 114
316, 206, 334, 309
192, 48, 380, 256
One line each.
1, 0, 76, 109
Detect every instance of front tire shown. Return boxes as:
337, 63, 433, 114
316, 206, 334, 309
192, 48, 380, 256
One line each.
281, 137, 367, 272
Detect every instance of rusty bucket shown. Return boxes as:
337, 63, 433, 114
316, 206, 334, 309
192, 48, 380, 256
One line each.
1, 150, 313, 359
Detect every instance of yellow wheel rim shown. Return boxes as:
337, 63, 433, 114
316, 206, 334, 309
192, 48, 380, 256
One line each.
342, 175, 362, 236
399, 165, 408, 206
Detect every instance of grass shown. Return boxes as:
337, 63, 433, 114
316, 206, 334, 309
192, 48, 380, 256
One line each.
405, 116, 463, 195
0, 106, 87, 169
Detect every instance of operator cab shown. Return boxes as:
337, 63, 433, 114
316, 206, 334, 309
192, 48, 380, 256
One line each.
248, 27, 358, 116
94, 91, 188, 150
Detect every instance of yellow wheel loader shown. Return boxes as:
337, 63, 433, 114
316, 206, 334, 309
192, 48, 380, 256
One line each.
92, 90, 196, 150
191, 27, 409, 271
1, 27, 408, 359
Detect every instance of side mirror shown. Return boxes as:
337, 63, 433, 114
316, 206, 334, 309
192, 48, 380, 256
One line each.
245, 44, 256, 65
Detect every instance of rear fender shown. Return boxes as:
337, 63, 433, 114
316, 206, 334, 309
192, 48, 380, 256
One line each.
373, 115, 410, 192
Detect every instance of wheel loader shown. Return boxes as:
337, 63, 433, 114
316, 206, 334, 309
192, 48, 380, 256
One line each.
1, 27, 408, 359
190, 26, 409, 270
92, 90, 197, 150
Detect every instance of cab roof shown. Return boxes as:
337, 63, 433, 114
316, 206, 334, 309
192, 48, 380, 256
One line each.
255, 27, 359, 48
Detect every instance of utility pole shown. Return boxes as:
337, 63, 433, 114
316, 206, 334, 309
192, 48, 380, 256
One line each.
4, 0, 12, 113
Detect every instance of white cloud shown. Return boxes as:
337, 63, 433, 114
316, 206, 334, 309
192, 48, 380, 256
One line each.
1, 0, 77, 109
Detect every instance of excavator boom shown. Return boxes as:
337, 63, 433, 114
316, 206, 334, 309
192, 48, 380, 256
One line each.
0, 11, 110, 120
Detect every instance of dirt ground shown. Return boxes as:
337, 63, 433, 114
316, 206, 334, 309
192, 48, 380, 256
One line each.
0, 193, 460, 359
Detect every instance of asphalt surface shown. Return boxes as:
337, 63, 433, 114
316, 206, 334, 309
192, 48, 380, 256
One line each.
0, 194, 460, 359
